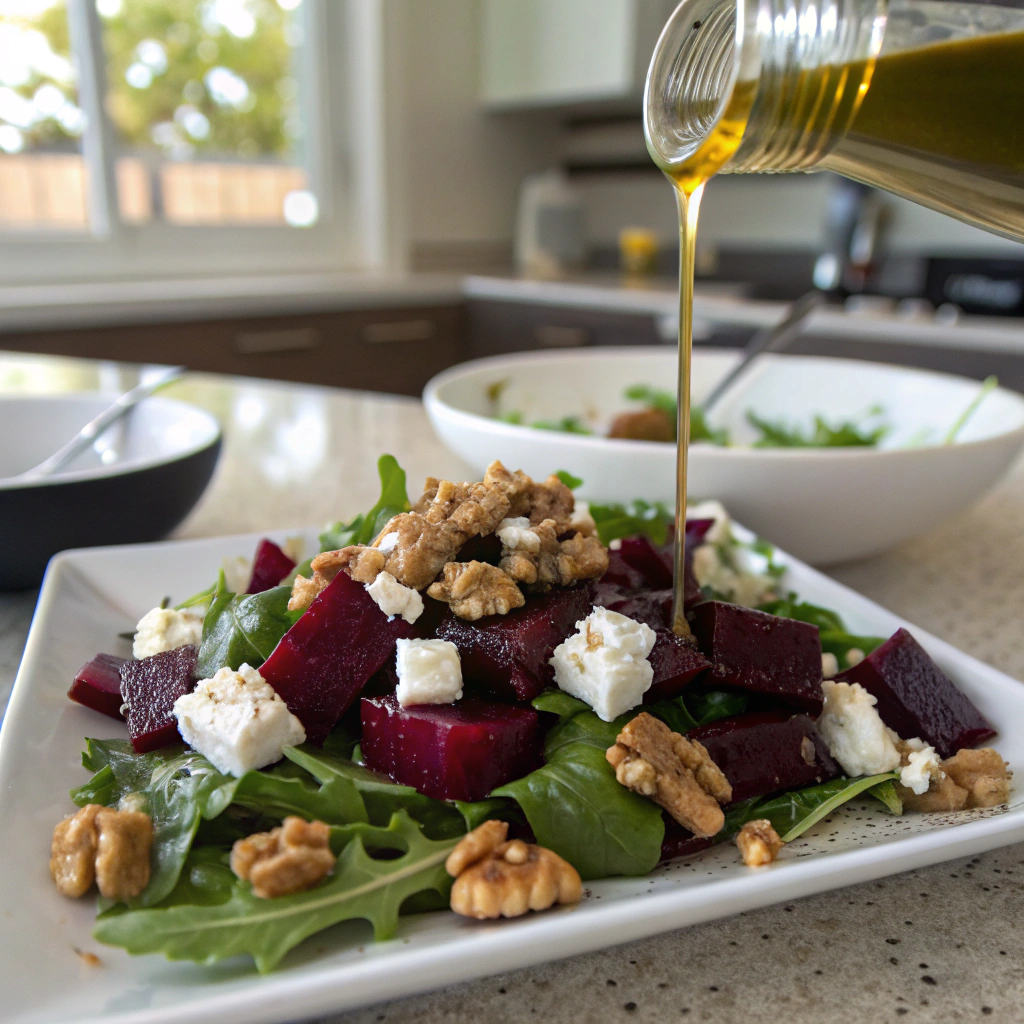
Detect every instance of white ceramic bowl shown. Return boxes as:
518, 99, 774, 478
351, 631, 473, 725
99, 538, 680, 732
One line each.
424, 348, 1024, 565
0, 394, 221, 588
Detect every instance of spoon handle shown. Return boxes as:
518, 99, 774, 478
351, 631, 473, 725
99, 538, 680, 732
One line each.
16, 365, 186, 482
700, 290, 825, 414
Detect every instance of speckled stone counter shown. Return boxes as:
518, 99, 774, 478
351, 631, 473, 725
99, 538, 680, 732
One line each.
2, 351, 1023, 1024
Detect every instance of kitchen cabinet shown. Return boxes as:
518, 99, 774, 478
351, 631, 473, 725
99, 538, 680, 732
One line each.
0, 305, 465, 398
479, 0, 676, 109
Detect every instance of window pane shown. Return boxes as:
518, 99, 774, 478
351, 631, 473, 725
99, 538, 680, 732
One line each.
99, 0, 316, 227
0, 0, 87, 231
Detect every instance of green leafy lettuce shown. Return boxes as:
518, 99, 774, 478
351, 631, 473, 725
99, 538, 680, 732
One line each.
319, 454, 411, 552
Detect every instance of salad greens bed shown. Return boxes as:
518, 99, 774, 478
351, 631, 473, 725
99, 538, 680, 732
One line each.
71, 456, 900, 972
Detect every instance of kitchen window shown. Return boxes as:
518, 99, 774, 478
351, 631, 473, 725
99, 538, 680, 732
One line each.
0, 0, 359, 283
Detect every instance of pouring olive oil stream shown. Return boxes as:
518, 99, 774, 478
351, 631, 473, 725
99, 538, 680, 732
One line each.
644, 0, 1024, 634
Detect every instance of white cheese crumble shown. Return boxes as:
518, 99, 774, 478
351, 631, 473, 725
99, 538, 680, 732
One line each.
900, 744, 943, 795
173, 663, 306, 777
569, 500, 597, 536
846, 647, 866, 667
821, 652, 839, 679
685, 499, 732, 545
395, 638, 464, 707
133, 605, 206, 660
377, 531, 400, 554
550, 607, 656, 722
691, 543, 777, 609
221, 555, 252, 594
817, 680, 902, 777
497, 517, 541, 553
365, 571, 423, 623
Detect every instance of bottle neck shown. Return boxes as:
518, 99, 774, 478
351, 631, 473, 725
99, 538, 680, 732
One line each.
645, 0, 887, 181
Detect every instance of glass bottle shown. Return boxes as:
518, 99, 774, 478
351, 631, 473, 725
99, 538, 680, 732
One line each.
645, 0, 1024, 243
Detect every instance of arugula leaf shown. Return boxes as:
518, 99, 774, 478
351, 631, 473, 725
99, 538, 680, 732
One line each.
685, 689, 749, 726
93, 811, 457, 972
624, 384, 677, 419
498, 410, 524, 425
283, 746, 465, 839
532, 416, 592, 434
588, 499, 674, 546
175, 580, 218, 611
758, 598, 884, 669
196, 584, 299, 679
747, 408, 887, 448
494, 742, 663, 880
319, 454, 411, 552
690, 405, 730, 445
555, 469, 583, 490
945, 375, 998, 444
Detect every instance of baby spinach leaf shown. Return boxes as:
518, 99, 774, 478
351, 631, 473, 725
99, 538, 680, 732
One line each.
93, 811, 458, 972
541, 709, 624, 760
647, 697, 700, 735
684, 689, 750, 726
283, 746, 465, 839
494, 743, 663, 880
452, 797, 526, 833
319, 454, 411, 552
531, 689, 591, 723
196, 584, 299, 679
866, 778, 903, 815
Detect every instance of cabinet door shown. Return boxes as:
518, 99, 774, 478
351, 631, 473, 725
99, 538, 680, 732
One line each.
481, 0, 638, 107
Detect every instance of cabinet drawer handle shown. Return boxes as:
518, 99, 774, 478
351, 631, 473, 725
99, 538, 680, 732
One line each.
361, 319, 436, 344
234, 327, 319, 354
534, 325, 588, 348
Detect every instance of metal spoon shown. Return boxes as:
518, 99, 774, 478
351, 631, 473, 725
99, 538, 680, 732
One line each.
700, 290, 825, 414
13, 365, 186, 482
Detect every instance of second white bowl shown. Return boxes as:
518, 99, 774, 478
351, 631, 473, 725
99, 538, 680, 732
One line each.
424, 347, 1024, 565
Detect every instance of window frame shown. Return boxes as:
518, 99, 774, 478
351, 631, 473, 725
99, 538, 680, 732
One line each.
0, 0, 366, 284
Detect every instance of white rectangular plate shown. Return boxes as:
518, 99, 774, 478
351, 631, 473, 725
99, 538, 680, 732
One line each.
3, 530, 1023, 1024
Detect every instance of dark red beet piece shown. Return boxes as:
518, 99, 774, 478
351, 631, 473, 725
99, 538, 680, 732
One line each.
361, 694, 541, 802
690, 601, 823, 713
260, 570, 415, 743
69, 653, 128, 720
836, 628, 995, 758
660, 819, 715, 862
437, 584, 594, 701
246, 538, 296, 594
602, 589, 672, 630
644, 629, 711, 702
617, 534, 673, 590
602, 549, 648, 591
119, 645, 198, 753
691, 711, 839, 804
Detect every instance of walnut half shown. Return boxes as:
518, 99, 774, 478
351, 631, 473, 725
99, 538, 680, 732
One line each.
231, 816, 336, 898
736, 819, 783, 867
50, 804, 153, 900
427, 561, 526, 620
445, 820, 582, 920
607, 713, 733, 838
899, 747, 1011, 813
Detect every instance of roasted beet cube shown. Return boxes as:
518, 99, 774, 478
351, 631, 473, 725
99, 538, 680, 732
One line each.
246, 538, 296, 594
690, 601, 823, 713
69, 653, 127, 721
260, 570, 415, 743
120, 645, 198, 753
691, 711, 839, 804
437, 584, 593, 701
602, 549, 648, 591
644, 629, 710, 703
617, 534, 673, 590
361, 694, 541, 802
836, 628, 995, 757
601, 589, 672, 630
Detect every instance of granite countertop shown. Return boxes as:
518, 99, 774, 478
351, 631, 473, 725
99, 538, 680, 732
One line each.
2, 351, 1024, 1023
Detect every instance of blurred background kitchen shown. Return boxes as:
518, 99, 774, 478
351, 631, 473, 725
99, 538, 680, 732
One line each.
0, 0, 1021, 394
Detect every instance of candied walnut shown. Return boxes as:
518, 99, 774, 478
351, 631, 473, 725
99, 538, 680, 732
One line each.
899, 747, 1011, 812
288, 545, 388, 611
50, 804, 152, 900
736, 819, 783, 867
288, 573, 322, 612
607, 712, 733, 838
500, 522, 608, 591
900, 772, 970, 813
522, 474, 575, 534
427, 561, 526, 620
445, 821, 582, 920
231, 816, 335, 898
608, 408, 675, 443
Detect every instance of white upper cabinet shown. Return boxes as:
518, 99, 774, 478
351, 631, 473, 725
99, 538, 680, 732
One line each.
480, 0, 676, 109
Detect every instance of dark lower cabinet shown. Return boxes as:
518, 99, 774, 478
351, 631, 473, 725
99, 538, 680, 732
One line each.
0, 304, 466, 397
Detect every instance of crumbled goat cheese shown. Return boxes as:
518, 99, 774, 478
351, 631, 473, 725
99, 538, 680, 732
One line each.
173, 663, 306, 777
817, 680, 901, 777
282, 536, 305, 564
365, 571, 424, 623
550, 607, 656, 722
497, 517, 541, 553
900, 744, 943, 795
569, 500, 597, 535
691, 543, 777, 608
846, 647, 866, 667
221, 555, 252, 594
395, 638, 464, 707
377, 531, 400, 554
133, 605, 206, 660
821, 652, 839, 679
